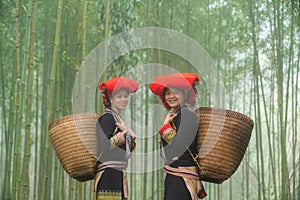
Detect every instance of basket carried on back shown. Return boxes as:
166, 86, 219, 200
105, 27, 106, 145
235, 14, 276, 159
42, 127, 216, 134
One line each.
48, 113, 100, 182
195, 107, 254, 184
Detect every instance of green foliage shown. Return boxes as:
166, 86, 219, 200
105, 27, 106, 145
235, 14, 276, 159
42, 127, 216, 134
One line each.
106, 1, 142, 78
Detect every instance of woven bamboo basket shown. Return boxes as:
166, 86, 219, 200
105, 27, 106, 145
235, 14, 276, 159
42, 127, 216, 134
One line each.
48, 113, 100, 182
195, 107, 254, 184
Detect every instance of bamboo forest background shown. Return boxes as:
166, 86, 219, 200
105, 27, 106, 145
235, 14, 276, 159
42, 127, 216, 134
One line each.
0, 0, 299, 200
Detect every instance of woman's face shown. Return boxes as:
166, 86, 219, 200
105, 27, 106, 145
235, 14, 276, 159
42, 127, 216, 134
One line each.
110, 89, 130, 113
164, 87, 186, 110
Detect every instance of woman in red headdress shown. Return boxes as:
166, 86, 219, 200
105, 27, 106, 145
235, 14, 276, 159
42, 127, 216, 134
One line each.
94, 76, 139, 200
149, 73, 206, 200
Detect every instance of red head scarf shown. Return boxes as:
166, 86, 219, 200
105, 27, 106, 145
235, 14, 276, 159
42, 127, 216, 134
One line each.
98, 76, 139, 108
149, 73, 199, 110
98, 76, 139, 94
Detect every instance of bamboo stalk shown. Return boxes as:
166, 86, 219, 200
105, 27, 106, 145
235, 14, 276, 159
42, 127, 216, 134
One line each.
71, 2, 82, 198
248, 0, 267, 199
33, 45, 39, 200
272, 0, 291, 198
75, 0, 81, 73
53, 57, 62, 199
0, 23, 8, 200
253, 72, 262, 200
60, 170, 65, 200
22, 0, 37, 199
42, 0, 63, 199
6, 55, 16, 200
264, 2, 279, 199
36, 3, 50, 198
295, 44, 299, 200
103, 0, 111, 81
53, 156, 59, 199
152, 0, 161, 199
82, 0, 87, 60
151, 1, 164, 198
143, 87, 149, 199
287, 2, 296, 200
69, 178, 75, 200
12, 1, 33, 199
2, 0, 20, 199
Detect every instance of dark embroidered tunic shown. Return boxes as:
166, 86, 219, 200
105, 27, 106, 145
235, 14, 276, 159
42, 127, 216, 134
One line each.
95, 109, 134, 199
159, 107, 199, 200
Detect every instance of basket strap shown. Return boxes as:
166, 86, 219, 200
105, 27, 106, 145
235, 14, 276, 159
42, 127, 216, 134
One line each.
186, 147, 201, 170
105, 109, 121, 123
105, 109, 132, 160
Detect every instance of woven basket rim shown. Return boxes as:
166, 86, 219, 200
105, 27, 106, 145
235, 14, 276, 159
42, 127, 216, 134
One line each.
197, 107, 254, 127
48, 112, 100, 130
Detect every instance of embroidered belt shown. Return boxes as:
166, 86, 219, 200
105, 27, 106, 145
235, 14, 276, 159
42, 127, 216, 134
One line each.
96, 191, 122, 200
164, 165, 207, 199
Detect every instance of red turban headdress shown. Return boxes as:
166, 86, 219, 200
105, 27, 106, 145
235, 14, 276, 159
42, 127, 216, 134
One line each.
149, 73, 199, 110
98, 76, 139, 108
98, 76, 139, 95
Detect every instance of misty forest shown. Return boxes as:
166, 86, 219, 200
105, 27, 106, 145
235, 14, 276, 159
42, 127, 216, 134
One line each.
0, 0, 299, 200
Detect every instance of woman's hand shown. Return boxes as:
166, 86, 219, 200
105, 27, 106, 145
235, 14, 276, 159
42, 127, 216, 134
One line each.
115, 122, 128, 136
163, 113, 177, 125
128, 128, 136, 140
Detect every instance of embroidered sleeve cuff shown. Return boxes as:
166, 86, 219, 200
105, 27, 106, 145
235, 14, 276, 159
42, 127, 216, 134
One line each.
159, 123, 176, 143
110, 132, 126, 147
158, 123, 173, 135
